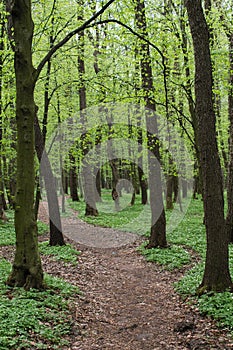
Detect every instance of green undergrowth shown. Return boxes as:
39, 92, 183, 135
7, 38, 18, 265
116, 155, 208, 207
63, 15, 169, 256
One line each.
68, 191, 151, 235
0, 210, 48, 246
139, 198, 205, 269
175, 248, 233, 333
0, 258, 80, 349
0, 210, 15, 245
39, 241, 80, 265
37, 221, 49, 236
138, 242, 191, 270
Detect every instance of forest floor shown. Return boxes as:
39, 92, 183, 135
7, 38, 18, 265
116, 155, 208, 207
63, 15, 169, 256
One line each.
15, 202, 233, 348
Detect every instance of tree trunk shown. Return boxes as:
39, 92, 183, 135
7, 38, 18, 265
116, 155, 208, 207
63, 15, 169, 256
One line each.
181, 177, 187, 199
96, 169, 102, 201
110, 159, 119, 189
0, 16, 7, 212
166, 155, 174, 210
186, 0, 232, 292
226, 33, 233, 242
166, 175, 173, 210
62, 168, 69, 194
69, 153, 79, 201
138, 144, 148, 204
179, 7, 202, 198
6, 0, 44, 289
34, 179, 41, 221
135, 54, 148, 204
78, 12, 98, 216
135, 0, 167, 248
34, 116, 65, 246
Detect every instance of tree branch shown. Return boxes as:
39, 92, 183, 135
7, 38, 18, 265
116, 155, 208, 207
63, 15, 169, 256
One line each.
91, 19, 166, 60
34, 0, 116, 82
89, 19, 169, 116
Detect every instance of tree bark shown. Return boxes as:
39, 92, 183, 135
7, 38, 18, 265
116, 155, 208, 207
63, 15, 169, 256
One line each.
78, 9, 98, 216
0, 13, 7, 213
137, 130, 148, 204
186, 0, 232, 292
226, 33, 233, 242
34, 116, 65, 246
69, 153, 79, 201
135, 0, 167, 248
6, 0, 44, 289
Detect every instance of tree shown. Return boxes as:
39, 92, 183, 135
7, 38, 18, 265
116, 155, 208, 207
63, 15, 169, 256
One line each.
34, 116, 65, 246
77, 14, 98, 216
185, 0, 232, 292
6, 0, 44, 289
226, 32, 233, 241
214, 1, 233, 242
5, 0, 116, 288
135, 0, 167, 248
0, 9, 6, 214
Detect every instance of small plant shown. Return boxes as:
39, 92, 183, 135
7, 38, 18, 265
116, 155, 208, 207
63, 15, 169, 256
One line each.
37, 221, 49, 236
0, 258, 80, 349
0, 213, 16, 246
198, 292, 233, 329
39, 241, 80, 265
174, 262, 204, 297
0, 210, 49, 245
139, 242, 191, 270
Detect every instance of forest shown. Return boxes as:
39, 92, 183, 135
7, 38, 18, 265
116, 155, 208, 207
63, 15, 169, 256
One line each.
0, 0, 233, 348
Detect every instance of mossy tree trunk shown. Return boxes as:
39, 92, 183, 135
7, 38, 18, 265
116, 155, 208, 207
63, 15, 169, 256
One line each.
186, 0, 232, 292
6, 0, 44, 289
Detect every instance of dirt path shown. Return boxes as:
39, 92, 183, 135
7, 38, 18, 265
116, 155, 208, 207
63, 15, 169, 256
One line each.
37, 203, 233, 349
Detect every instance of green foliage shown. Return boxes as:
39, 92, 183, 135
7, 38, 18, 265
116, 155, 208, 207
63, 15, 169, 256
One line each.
37, 221, 49, 236
0, 211, 15, 245
176, 246, 233, 298
139, 242, 191, 270
177, 264, 233, 331
0, 258, 79, 349
168, 198, 206, 257
139, 198, 206, 269
39, 241, 80, 265
0, 211, 49, 246
198, 292, 233, 330
175, 262, 205, 297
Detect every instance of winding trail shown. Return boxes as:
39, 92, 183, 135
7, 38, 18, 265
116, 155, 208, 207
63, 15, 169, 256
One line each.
38, 201, 233, 349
